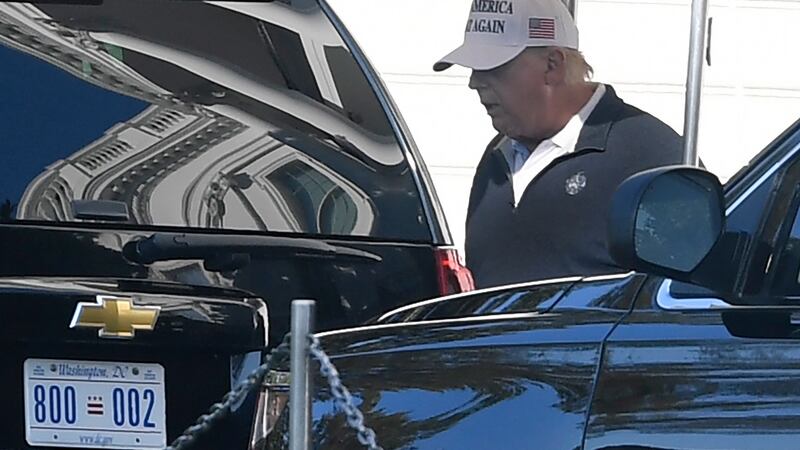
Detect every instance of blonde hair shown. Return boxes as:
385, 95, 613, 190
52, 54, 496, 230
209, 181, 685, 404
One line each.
527, 47, 594, 85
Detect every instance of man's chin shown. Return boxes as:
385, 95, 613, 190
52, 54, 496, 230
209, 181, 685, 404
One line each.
494, 125, 522, 140
490, 117, 510, 136
490, 121, 537, 142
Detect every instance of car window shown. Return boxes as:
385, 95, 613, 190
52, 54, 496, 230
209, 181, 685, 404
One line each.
756, 154, 800, 298
0, 1, 430, 241
770, 200, 800, 296
660, 121, 800, 308
662, 159, 792, 308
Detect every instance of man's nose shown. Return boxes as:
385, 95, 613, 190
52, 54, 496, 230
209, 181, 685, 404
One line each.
468, 71, 486, 90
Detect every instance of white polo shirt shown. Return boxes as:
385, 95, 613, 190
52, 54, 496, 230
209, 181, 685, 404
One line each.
504, 83, 606, 205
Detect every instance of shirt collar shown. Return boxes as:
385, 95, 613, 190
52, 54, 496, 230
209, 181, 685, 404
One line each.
498, 84, 610, 168
503, 84, 606, 164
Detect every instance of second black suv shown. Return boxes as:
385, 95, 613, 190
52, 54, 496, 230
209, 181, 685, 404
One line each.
0, 0, 472, 449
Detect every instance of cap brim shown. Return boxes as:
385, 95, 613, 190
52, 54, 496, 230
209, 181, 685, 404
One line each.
433, 43, 525, 72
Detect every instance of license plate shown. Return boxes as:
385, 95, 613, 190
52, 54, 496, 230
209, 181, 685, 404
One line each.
24, 359, 167, 449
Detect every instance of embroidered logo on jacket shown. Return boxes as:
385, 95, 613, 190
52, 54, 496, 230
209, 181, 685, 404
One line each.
565, 171, 587, 196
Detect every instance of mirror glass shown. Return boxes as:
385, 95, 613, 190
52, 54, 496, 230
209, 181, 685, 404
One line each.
634, 172, 722, 272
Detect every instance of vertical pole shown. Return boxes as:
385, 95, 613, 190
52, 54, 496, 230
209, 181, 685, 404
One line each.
683, 0, 710, 166
289, 300, 315, 450
565, 0, 578, 22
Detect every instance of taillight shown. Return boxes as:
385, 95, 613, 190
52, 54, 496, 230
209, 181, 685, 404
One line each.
434, 247, 475, 296
249, 370, 289, 450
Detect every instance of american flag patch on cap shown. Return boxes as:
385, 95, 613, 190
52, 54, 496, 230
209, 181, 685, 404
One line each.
529, 17, 556, 39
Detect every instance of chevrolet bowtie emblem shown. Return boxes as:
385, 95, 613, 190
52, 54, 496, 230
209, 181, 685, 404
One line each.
70, 295, 160, 339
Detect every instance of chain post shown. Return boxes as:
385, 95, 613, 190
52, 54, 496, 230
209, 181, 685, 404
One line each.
166, 299, 382, 450
290, 300, 315, 450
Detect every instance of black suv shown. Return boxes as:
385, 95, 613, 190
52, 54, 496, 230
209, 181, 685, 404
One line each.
0, 1, 472, 449
259, 121, 800, 448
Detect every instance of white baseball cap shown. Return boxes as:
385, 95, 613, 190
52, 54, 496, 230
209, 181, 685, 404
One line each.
434, 0, 579, 72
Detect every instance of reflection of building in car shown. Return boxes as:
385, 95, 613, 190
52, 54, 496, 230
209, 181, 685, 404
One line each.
18, 95, 377, 235
198, 146, 375, 234
6, 2, 380, 235
18, 104, 244, 224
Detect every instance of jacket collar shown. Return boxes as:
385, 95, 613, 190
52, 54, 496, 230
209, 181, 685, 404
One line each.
574, 84, 625, 152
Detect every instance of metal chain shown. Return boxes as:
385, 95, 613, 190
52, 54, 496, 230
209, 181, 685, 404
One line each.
164, 333, 382, 450
165, 335, 290, 450
309, 335, 383, 450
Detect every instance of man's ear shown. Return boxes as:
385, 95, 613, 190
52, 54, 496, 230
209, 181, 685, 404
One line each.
544, 48, 567, 85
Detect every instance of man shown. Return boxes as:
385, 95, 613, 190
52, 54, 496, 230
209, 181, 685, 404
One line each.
434, 0, 683, 288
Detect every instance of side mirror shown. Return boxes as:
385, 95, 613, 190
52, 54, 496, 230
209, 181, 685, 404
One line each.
609, 166, 725, 279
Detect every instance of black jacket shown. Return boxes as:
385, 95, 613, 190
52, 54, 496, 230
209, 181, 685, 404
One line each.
465, 85, 684, 289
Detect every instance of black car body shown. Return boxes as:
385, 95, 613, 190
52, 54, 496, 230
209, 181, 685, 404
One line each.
261, 116, 800, 449
0, 1, 471, 448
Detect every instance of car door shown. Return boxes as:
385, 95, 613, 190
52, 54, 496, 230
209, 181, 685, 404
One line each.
585, 119, 800, 449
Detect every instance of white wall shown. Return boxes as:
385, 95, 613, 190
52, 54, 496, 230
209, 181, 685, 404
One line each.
327, 0, 800, 251
581, 0, 800, 178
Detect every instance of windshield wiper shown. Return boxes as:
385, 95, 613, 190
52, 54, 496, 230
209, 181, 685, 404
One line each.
123, 233, 382, 268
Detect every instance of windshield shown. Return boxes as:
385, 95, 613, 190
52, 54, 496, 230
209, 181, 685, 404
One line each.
0, 0, 431, 241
